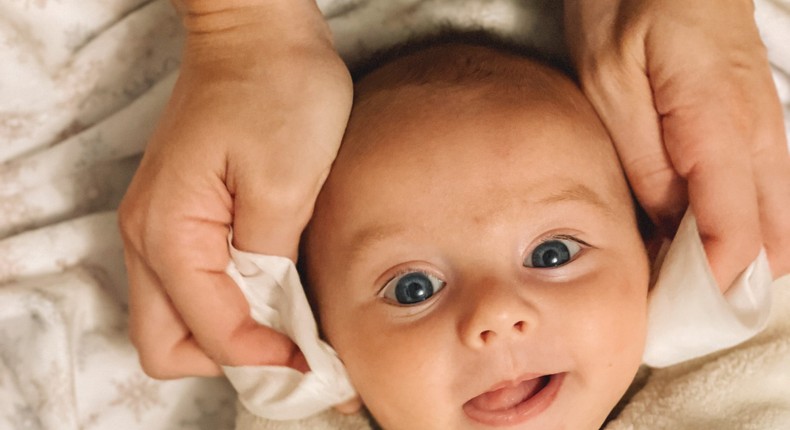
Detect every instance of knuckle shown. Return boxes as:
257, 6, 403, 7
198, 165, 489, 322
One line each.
127, 326, 176, 379
624, 153, 678, 196
117, 196, 144, 245
140, 364, 176, 380
135, 349, 176, 380
577, 52, 623, 94
707, 232, 762, 273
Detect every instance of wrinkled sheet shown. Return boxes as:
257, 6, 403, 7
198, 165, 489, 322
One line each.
0, 1, 235, 429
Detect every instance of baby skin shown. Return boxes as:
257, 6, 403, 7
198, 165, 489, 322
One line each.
302, 42, 651, 429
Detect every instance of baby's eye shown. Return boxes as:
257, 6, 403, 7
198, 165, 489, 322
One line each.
381, 271, 446, 306
524, 238, 583, 268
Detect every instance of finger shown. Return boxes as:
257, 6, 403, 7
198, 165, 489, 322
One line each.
150, 217, 302, 368
754, 141, 790, 279
749, 78, 790, 278
228, 132, 332, 260
231, 182, 310, 260
656, 85, 762, 290
125, 248, 223, 378
580, 55, 688, 235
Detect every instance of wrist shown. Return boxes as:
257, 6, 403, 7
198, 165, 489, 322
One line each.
178, 0, 337, 79
178, 0, 331, 43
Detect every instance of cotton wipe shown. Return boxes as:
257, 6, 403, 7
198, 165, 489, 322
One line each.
222, 239, 356, 421
642, 210, 773, 367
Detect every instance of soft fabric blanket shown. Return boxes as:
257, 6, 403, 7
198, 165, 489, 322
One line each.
0, 2, 237, 428
0, 0, 788, 429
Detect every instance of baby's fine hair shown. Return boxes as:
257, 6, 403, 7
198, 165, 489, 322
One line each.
350, 29, 573, 85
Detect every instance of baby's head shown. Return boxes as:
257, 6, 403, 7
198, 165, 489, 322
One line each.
303, 38, 651, 429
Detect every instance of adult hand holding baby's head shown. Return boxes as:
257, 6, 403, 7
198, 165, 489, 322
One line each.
565, 0, 790, 290
118, 0, 352, 378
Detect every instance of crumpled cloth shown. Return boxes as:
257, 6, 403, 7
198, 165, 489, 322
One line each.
643, 211, 773, 367
222, 239, 356, 421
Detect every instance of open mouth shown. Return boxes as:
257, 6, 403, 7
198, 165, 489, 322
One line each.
463, 373, 564, 426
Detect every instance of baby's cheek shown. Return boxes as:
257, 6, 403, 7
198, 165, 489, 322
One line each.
561, 270, 647, 377
589, 276, 648, 391
328, 313, 456, 429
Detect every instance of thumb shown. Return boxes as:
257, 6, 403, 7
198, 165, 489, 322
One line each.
229, 149, 325, 260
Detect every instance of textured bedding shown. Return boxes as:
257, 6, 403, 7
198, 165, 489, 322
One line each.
0, 0, 788, 429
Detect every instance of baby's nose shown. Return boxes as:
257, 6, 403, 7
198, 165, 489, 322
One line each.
478, 319, 527, 344
458, 283, 535, 348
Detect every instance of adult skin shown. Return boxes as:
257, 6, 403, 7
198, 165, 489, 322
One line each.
119, 0, 351, 378
118, 0, 790, 381
565, 0, 790, 289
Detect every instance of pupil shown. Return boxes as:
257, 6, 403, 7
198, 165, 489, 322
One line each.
395, 273, 433, 304
531, 241, 571, 268
542, 249, 560, 266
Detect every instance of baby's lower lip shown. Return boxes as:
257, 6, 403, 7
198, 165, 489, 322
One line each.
463, 373, 565, 427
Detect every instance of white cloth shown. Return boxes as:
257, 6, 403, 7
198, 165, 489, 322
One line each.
222, 240, 356, 421
643, 211, 773, 367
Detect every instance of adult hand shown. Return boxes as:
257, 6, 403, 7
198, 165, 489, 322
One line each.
565, 0, 790, 290
119, 0, 352, 378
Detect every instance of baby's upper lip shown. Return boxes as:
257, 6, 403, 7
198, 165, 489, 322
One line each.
480, 372, 546, 395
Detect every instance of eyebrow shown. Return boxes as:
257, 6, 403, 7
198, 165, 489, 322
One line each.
536, 183, 613, 215
346, 182, 614, 264
347, 223, 412, 265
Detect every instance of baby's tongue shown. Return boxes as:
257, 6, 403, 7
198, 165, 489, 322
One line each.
468, 378, 544, 411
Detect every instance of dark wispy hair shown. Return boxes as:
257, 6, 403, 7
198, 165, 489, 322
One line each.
349, 28, 574, 82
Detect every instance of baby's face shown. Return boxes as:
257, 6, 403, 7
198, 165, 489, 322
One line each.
304, 48, 650, 429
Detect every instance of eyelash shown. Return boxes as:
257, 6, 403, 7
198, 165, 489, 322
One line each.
524, 234, 591, 268
377, 268, 439, 295
535, 234, 590, 248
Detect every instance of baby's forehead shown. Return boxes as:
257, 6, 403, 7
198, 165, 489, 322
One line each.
308, 42, 628, 240
342, 77, 596, 173
324, 83, 621, 210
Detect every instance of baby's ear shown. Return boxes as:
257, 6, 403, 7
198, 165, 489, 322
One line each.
334, 396, 363, 415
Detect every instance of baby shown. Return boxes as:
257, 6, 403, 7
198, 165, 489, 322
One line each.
300, 35, 652, 429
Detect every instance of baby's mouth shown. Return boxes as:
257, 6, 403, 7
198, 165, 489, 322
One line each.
463, 373, 564, 426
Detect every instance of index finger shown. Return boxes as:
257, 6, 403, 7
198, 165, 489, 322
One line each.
149, 217, 301, 368
125, 248, 223, 378
658, 84, 763, 290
